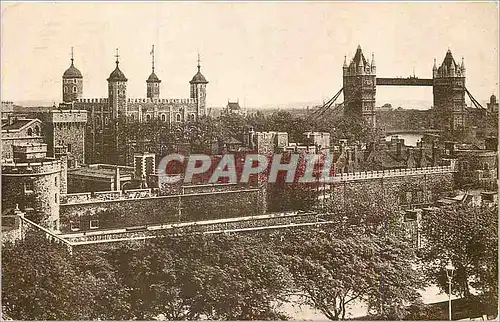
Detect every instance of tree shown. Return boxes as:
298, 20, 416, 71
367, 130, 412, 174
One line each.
323, 185, 401, 236
2, 233, 99, 320
107, 233, 292, 320
71, 246, 131, 320
278, 228, 423, 320
420, 204, 498, 304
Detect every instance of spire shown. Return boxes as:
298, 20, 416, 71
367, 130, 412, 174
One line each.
433, 58, 437, 70
358, 56, 364, 67
343, 55, 347, 67
151, 45, 155, 72
357, 44, 361, 50
70, 47, 74, 65
371, 52, 376, 66
197, 52, 201, 72
115, 48, 120, 66
461, 56, 465, 69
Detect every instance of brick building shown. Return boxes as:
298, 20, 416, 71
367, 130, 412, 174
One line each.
1, 116, 44, 160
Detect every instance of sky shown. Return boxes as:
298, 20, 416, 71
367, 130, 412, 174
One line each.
1, 2, 498, 109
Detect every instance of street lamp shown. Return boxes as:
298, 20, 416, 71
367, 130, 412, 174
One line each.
445, 259, 455, 321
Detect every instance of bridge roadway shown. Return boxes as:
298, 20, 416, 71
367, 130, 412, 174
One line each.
57, 211, 332, 246
376, 77, 434, 86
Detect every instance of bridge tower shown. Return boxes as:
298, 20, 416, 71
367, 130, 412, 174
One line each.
342, 45, 377, 127
432, 49, 466, 135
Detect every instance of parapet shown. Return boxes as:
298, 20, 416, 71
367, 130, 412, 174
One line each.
76, 98, 109, 103
49, 109, 87, 123
2, 158, 61, 175
127, 98, 196, 104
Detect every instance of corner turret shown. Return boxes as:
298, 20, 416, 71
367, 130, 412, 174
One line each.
146, 45, 161, 100
62, 47, 83, 103
189, 53, 208, 119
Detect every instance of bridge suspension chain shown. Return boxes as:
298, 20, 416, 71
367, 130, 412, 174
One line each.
465, 88, 486, 110
306, 87, 343, 120
319, 90, 358, 120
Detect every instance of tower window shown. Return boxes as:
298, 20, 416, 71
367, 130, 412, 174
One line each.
34, 125, 40, 136
73, 86, 77, 93
55, 176, 58, 187
24, 181, 34, 194
70, 221, 80, 231
27, 128, 33, 136
67, 144, 72, 153
176, 114, 181, 122
161, 114, 166, 122
90, 219, 99, 229
146, 114, 151, 122
55, 193, 58, 203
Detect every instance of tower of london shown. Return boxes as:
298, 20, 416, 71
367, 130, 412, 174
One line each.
61, 47, 209, 164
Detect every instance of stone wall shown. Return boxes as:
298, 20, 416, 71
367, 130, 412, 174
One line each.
326, 172, 454, 209
1, 160, 61, 230
52, 122, 86, 166
59, 188, 263, 233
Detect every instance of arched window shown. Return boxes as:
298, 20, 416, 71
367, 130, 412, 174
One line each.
146, 114, 151, 122
73, 86, 77, 93
34, 125, 40, 136
176, 114, 181, 122
161, 114, 166, 122
190, 114, 195, 121
27, 128, 33, 136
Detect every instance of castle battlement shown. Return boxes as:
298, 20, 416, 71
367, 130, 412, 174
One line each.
77, 98, 109, 103
126, 98, 197, 104
2, 158, 61, 175
319, 164, 456, 184
48, 109, 87, 123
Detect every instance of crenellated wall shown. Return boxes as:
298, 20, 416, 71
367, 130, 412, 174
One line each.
59, 188, 264, 234
2, 159, 62, 230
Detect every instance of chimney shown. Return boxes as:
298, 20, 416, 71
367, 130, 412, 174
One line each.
248, 127, 255, 150
7, 114, 15, 126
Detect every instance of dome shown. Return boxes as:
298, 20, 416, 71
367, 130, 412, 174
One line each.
146, 71, 161, 83
107, 62, 128, 82
62, 60, 83, 79
189, 63, 208, 84
490, 94, 497, 103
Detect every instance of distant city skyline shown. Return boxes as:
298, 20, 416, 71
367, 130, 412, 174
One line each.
1, 2, 498, 108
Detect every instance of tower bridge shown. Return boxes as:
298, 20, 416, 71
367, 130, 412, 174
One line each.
309, 45, 487, 137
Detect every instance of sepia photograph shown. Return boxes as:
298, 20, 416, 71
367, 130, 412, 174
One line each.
1, 1, 498, 320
